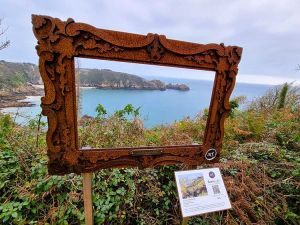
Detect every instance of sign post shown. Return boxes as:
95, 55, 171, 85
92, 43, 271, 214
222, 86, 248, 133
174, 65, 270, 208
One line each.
182, 217, 190, 225
83, 173, 93, 225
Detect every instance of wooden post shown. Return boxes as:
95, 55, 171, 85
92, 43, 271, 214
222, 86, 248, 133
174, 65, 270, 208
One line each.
83, 173, 93, 225
182, 217, 189, 225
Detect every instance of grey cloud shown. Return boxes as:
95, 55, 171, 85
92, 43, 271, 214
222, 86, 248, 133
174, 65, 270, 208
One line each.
0, 0, 299, 82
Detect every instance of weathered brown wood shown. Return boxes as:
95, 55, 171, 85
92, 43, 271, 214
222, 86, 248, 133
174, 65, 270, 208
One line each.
182, 217, 190, 225
83, 173, 93, 225
32, 15, 243, 175
78, 145, 202, 173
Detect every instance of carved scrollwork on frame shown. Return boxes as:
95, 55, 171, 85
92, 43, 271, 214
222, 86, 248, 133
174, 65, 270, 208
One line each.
32, 15, 242, 175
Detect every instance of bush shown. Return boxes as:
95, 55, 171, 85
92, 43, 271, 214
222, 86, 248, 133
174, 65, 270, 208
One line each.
1, 83, 300, 224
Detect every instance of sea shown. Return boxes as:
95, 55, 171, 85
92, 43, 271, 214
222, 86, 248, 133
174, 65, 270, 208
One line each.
1, 77, 273, 128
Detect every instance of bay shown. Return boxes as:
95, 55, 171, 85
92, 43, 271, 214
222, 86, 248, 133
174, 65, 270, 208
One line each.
1, 78, 273, 128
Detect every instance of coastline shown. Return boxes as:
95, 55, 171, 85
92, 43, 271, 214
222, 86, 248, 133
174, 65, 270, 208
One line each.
79, 86, 96, 89
0, 85, 43, 109
0, 81, 275, 128
0, 95, 41, 110
0, 84, 189, 110
0, 96, 42, 112
0, 86, 96, 110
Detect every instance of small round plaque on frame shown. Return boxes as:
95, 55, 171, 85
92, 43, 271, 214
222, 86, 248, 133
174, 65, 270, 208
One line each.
205, 148, 217, 161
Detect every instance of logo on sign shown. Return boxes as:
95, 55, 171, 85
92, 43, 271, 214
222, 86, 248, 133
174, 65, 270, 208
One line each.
205, 149, 217, 160
209, 171, 215, 178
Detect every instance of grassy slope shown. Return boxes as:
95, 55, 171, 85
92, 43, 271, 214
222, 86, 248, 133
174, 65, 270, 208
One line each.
79, 68, 147, 86
0, 84, 299, 224
0, 60, 40, 90
0, 60, 163, 92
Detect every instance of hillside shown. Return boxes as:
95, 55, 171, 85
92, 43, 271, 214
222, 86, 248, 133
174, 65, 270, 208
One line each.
0, 60, 189, 91
0, 60, 189, 108
0, 60, 41, 89
0, 61, 43, 108
80, 68, 167, 90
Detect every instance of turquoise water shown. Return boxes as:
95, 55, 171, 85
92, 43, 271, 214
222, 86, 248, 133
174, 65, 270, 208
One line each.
1, 78, 273, 128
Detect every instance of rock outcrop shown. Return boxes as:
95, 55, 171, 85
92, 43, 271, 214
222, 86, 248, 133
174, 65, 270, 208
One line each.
166, 83, 190, 91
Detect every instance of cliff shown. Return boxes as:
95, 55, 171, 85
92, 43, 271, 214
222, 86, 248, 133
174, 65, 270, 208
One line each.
0, 60, 41, 89
0, 60, 43, 108
79, 68, 189, 91
0, 60, 190, 91
0, 60, 190, 108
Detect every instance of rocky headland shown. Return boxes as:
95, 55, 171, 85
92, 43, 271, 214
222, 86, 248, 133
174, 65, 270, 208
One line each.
79, 68, 190, 91
0, 60, 43, 108
0, 85, 43, 108
89, 79, 189, 91
0, 60, 190, 109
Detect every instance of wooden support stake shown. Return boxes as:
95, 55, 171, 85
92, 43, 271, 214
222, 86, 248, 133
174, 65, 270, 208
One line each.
182, 217, 190, 225
83, 173, 93, 225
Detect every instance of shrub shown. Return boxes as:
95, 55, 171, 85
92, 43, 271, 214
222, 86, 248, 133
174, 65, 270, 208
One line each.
1, 84, 299, 224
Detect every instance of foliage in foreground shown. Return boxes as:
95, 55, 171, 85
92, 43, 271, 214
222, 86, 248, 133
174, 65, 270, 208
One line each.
0, 83, 299, 224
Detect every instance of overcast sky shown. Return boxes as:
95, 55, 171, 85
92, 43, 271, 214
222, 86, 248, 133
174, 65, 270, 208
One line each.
1, 0, 299, 84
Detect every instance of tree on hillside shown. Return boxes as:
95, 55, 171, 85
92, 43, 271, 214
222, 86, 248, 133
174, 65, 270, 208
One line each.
0, 18, 10, 51
277, 82, 289, 109
248, 83, 300, 111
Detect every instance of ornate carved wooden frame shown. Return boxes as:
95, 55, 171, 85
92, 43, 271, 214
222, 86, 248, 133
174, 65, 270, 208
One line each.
32, 15, 242, 175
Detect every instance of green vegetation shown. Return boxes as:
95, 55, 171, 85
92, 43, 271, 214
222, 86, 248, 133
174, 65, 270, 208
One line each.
0, 61, 40, 90
0, 84, 299, 224
278, 82, 289, 109
79, 68, 146, 86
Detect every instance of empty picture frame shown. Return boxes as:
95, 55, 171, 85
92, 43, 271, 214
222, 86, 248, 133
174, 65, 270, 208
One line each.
32, 15, 243, 175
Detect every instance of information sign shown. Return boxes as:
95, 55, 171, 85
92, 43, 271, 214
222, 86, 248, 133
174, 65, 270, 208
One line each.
175, 168, 231, 217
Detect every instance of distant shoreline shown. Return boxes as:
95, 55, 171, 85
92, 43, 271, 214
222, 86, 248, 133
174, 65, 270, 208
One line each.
0, 81, 275, 128
0, 85, 43, 109
0, 84, 190, 110
0, 60, 190, 109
